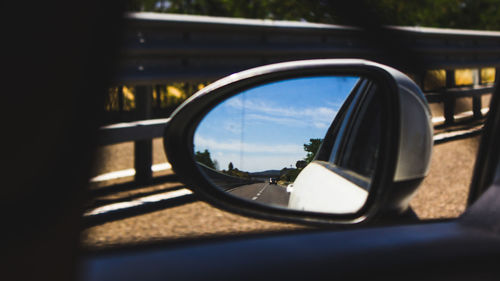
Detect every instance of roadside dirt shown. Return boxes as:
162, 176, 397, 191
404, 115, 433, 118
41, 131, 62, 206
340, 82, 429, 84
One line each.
82, 134, 481, 249
409, 136, 479, 218
91, 138, 168, 177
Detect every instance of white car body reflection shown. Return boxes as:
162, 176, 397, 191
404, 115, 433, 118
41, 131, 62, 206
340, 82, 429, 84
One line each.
288, 161, 368, 213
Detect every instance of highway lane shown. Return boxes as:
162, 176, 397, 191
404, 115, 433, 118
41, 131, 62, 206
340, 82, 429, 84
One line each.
229, 182, 290, 207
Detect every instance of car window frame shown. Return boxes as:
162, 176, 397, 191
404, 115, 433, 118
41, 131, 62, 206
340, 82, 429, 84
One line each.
328, 78, 370, 163
335, 82, 381, 180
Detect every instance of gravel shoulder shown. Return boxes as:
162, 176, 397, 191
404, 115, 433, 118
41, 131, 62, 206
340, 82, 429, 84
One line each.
82, 135, 481, 249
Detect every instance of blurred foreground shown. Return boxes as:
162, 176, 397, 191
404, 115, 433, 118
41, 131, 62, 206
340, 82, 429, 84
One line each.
82, 134, 479, 249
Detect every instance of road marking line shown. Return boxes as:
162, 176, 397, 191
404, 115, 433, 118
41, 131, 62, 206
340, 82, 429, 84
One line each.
90, 169, 135, 182
433, 125, 483, 142
151, 162, 172, 172
90, 162, 172, 182
84, 188, 192, 216
100, 118, 170, 129
431, 108, 489, 124
252, 184, 268, 201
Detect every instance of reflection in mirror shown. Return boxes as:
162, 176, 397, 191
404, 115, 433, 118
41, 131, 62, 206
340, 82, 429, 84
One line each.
194, 76, 382, 214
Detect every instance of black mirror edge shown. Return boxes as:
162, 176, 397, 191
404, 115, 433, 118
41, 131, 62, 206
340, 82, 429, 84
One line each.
164, 59, 402, 226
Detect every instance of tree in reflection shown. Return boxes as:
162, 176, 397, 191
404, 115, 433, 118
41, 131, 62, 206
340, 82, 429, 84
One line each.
194, 149, 218, 170
304, 138, 322, 164
280, 167, 300, 182
295, 160, 307, 169
280, 138, 323, 184
195, 149, 249, 179
196, 137, 324, 183
222, 163, 250, 179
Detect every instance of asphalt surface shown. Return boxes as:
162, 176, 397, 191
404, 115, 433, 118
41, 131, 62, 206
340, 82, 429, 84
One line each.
229, 182, 290, 207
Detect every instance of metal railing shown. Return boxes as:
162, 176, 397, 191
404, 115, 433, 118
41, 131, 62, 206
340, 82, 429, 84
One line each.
98, 12, 500, 185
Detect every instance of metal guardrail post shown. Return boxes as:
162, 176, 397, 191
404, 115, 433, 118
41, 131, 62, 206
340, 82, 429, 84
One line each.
473, 69, 483, 119
444, 70, 456, 125
118, 86, 124, 121
134, 85, 153, 184
154, 85, 161, 115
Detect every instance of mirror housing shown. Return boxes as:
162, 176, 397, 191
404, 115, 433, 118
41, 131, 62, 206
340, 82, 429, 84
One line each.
164, 59, 432, 225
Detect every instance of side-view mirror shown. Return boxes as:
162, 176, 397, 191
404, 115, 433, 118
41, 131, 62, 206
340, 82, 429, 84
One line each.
164, 59, 433, 225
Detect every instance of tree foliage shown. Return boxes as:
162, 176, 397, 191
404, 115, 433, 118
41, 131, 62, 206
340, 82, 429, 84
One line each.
194, 149, 217, 169
304, 138, 322, 164
128, 0, 336, 22
128, 0, 500, 31
222, 167, 250, 179
367, 0, 500, 30
280, 168, 300, 182
295, 160, 307, 169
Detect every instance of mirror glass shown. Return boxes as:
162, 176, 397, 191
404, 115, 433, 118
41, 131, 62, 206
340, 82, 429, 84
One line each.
194, 75, 382, 214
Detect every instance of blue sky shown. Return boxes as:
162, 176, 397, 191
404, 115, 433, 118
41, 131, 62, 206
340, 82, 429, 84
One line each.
194, 76, 359, 172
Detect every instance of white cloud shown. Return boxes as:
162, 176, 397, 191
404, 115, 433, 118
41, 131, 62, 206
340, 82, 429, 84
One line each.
244, 113, 308, 127
225, 97, 337, 129
326, 100, 345, 108
194, 135, 303, 154
194, 136, 307, 172
313, 122, 328, 129
206, 150, 305, 172
222, 120, 242, 134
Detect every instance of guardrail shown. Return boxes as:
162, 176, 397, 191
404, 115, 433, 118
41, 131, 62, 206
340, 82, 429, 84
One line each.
99, 118, 169, 145
99, 12, 499, 185
426, 84, 494, 125
117, 13, 500, 84
198, 164, 258, 191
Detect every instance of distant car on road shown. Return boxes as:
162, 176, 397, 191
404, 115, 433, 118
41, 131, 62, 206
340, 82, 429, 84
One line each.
269, 178, 277, 185
286, 183, 294, 193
